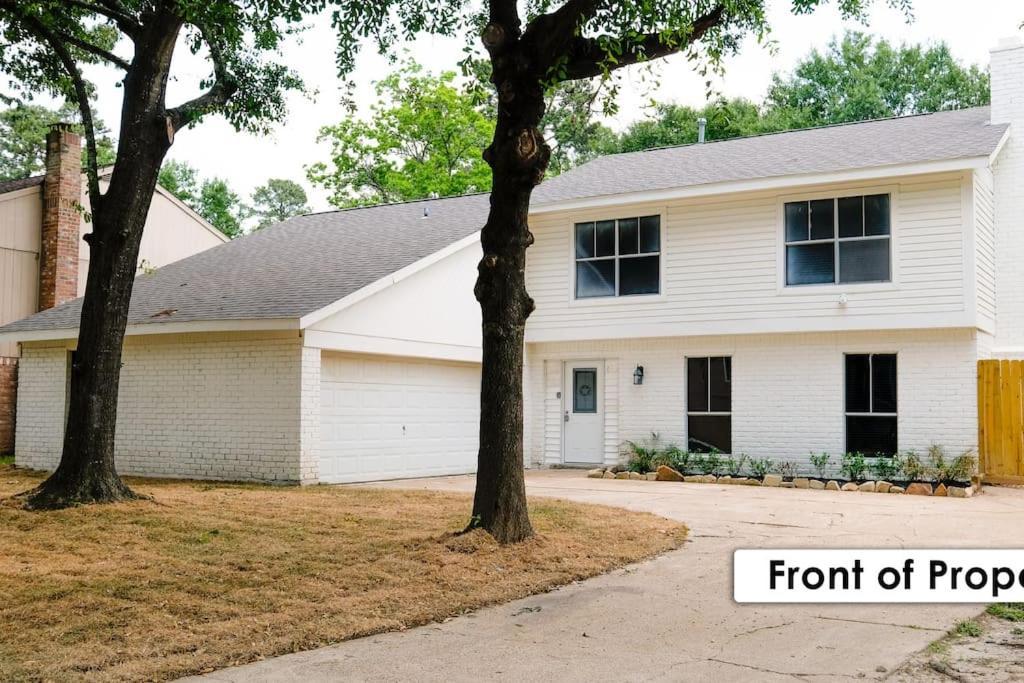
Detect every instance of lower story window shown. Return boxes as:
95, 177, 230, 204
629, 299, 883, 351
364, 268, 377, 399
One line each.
687, 356, 731, 453
845, 353, 897, 456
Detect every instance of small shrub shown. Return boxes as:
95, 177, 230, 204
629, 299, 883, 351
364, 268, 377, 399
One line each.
723, 454, 748, 477
651, 444, 689, 473
870, 456, 898, 482
952, 619, 982, 637
749, 458, 773, 479
840, 452, 867, 481
778, 461, 798, 479
622, 433, 661, 473
809, 452, 831, 479
927, 444, 948, 482
698, 451, 721, 475
901, 450, 926, 482
987, 603, 1024, 622
944, 451, 977, 483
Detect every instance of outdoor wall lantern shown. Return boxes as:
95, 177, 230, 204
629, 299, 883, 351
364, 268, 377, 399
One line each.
633, 365, 645, 385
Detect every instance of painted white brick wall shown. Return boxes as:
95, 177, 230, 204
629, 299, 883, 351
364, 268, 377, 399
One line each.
991, 38, 1024, 352
299, 344, 321, 484
526, 328, 979, 476
15, 333, 309, 483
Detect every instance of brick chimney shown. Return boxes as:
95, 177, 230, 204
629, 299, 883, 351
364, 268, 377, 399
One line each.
38, 123, 81, 311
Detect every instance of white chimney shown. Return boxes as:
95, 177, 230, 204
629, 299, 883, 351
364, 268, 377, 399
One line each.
990, 36, 1024, 351
991, 36, 1024, 125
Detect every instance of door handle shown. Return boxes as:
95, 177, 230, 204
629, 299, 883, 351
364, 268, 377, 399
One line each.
564, 410, 570, 423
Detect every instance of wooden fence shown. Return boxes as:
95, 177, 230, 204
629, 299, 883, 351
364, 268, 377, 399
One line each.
978, 359, 1024, 485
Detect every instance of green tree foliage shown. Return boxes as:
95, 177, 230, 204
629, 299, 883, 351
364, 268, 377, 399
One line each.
308, 61, 494, 207
598, 32, 988, 154
248, 178, 309, 229
0, 101, 115, 181
197, 179, 242, 238
598, 98, 765, 154
158, 160, 243, 238
157, 160, 200, 206
765, 31, 990, 127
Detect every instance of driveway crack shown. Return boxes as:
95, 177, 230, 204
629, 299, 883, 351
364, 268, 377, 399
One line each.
815, 616, 945, 632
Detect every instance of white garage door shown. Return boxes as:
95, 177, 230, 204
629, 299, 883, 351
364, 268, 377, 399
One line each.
320, 353, 480, 483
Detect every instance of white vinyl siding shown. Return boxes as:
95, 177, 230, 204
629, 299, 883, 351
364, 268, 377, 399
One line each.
974, 168, 996, 331
526, 172, 970, 342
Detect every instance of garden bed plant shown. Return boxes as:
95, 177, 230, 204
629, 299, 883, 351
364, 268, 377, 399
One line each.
589, 435, 980, 498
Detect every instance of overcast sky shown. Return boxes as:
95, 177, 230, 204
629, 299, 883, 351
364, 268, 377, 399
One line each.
79, 1, 1024, 212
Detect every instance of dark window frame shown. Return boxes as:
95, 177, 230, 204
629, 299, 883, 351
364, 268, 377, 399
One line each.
574, 215, 661, 299
784, 194, 892, 287
572, 368, 598, 414
686, 356, 732, 454
844, 353, 898, 457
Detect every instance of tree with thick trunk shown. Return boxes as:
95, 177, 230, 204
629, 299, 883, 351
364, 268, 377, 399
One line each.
0, 0, 311, 509
334, 0, 902, 543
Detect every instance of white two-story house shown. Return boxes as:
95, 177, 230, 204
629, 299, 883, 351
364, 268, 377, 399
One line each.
1, 37, 1022, 485
522, 37, 1024, 474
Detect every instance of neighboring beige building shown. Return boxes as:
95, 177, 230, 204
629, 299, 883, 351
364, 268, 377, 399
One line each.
0, 125, 228, 453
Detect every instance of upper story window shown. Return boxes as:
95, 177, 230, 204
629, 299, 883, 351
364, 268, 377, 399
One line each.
784, 194, 891, 286
575, 215, 660, 298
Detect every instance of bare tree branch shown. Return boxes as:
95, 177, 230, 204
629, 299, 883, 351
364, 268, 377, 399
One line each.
55, 28, 130, 69
62, 0, 140, 37
165, 32, 237, 133
562, 5, 726, 80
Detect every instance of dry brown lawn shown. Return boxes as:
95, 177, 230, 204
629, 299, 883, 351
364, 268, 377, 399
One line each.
0, 466, 686, 682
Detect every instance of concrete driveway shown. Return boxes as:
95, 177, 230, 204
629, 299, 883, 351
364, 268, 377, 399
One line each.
188, 471, 1024, 682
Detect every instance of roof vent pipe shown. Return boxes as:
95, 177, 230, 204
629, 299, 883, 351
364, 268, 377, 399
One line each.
697, 118, 707, 143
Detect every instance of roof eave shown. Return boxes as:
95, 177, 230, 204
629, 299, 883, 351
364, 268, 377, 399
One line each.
530, 156, 995, 215
0, 317, 301, 344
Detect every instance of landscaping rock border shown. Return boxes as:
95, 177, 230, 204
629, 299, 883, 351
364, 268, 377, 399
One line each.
586, 466, 981, 498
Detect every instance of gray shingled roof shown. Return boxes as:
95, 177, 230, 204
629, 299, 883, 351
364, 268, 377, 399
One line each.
0, 174, 43, 195
533, 107, 1007, 205
0, 107, 1009, 336
0, 193, 488, 334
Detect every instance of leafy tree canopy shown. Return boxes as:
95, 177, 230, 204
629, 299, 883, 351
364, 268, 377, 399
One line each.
0, 101, 115, 181
308, 61, 495, 207
158, 160, 243, 238
765, 31, 990, 128
248, 178, 309, 229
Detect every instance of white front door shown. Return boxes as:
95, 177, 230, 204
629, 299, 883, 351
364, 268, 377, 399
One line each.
563, 361, 605, 464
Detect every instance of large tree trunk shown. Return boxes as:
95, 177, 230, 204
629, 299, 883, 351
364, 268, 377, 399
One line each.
25, 13, 181, 510
470, 37, 549, 543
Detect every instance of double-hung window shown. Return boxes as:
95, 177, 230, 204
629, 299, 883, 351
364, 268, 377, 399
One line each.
687, 356, 731, 453
574, 215, 660, 298
845, 353, 897, 456
785, 194, 891, 286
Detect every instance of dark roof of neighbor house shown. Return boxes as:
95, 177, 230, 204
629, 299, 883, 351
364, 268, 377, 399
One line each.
0, 106, 1009, 336
0, 174, 44, 195
532, 106, 1007, 206
0, 192, 489, 334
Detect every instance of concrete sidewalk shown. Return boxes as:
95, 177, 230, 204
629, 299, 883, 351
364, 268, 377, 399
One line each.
184, 472, 1024, 682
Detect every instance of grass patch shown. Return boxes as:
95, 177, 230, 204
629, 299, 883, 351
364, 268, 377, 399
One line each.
927, 639, 950, 656
0, 454, 12, 466
987, 603, 1024, 622
952, 619, 983, 637
0, 466, 686, 682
